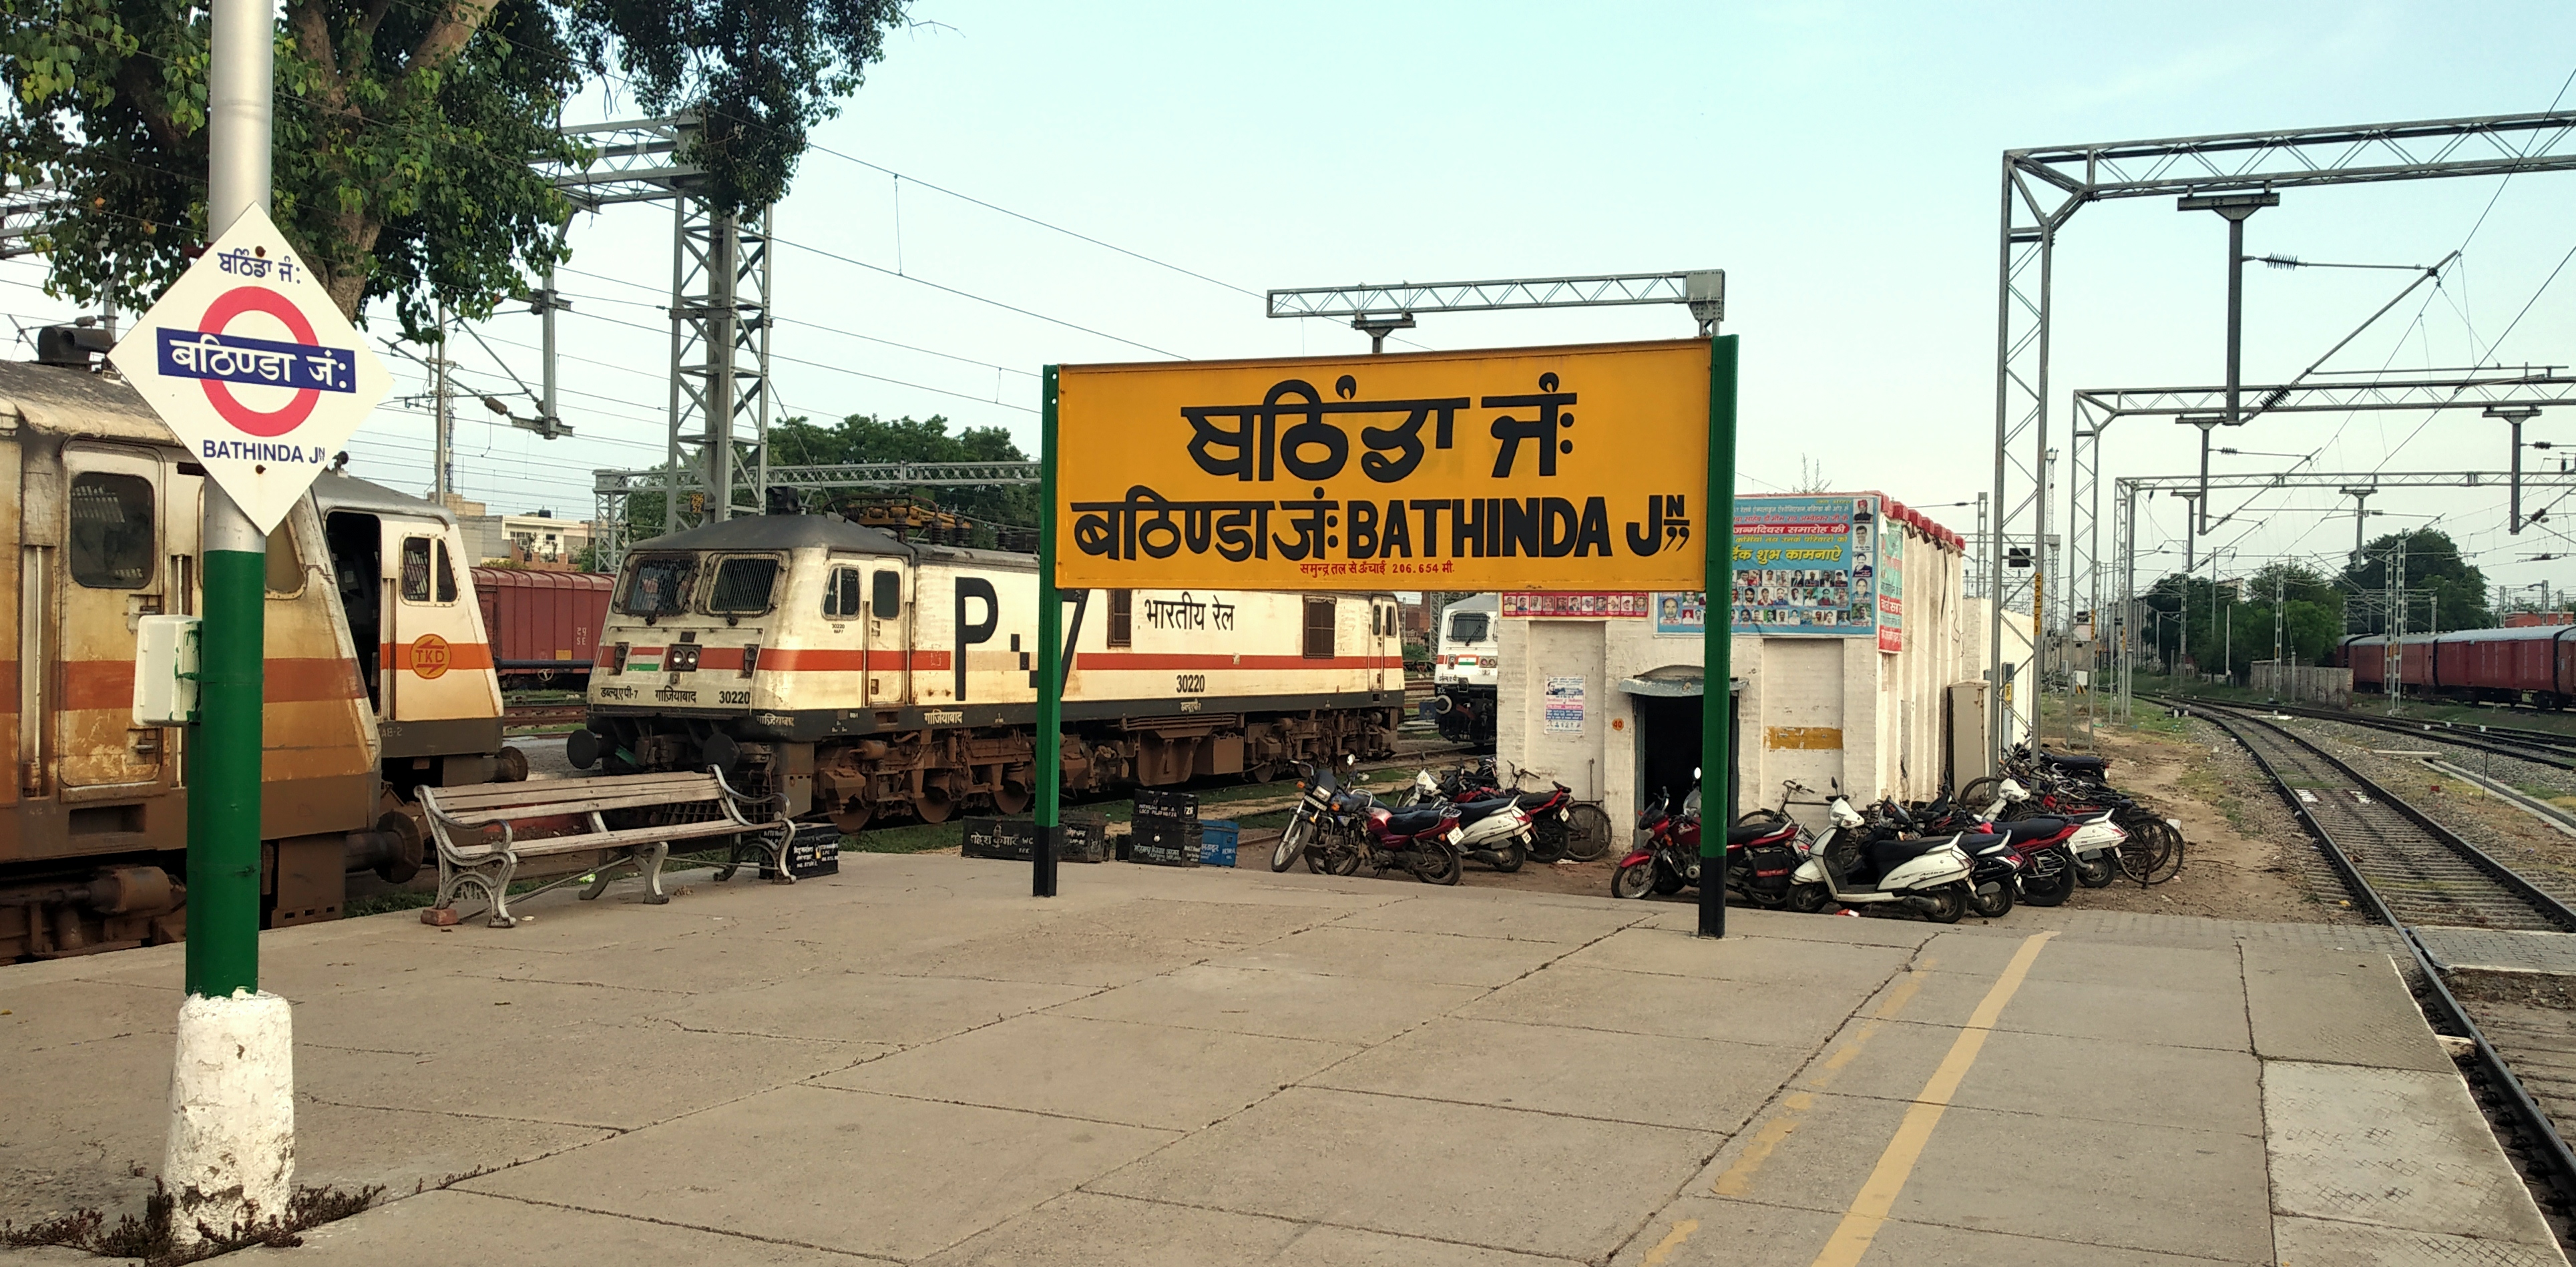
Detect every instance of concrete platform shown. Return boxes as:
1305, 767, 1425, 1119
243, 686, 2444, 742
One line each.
0, 854, 2561, 1266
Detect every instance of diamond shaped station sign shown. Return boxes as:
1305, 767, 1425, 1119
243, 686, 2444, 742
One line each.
109, 208, 393, 533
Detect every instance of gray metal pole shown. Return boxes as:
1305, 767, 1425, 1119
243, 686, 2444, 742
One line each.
706, 210, 737, 521
432, 304, 451, 506
2223, 214, 2244, 529
1986, 163, 2013, 760
539, 268, 561, 431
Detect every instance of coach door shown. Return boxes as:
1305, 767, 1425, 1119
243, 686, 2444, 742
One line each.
865, 562, 909, 706
54, 445, 168, 792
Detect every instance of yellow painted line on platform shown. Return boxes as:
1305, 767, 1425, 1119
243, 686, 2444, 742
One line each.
1709, 958, 1940, 1202
1641, 1218, 1701, 1265
1807, 931, 2057, 1267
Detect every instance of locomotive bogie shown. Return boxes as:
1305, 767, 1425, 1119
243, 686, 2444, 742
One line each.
582, 514, 1406, 828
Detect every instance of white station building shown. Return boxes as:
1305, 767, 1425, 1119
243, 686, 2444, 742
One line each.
1492, 492, 2020, 834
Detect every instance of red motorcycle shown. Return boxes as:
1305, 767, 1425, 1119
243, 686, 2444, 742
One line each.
1613, 786, 1810, 907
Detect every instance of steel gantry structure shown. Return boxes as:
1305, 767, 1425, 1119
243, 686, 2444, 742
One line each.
2109, 466, 2576, 720
541, 115, 780, 558
1988, 109, 2576, 754
1269, 271, 1727, 349
2071, 367, 2576, 672
591, 461, 1041, 571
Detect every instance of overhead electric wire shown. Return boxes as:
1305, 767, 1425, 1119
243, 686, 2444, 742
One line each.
558, 302, 1040, 413
767, 234, 1185, 360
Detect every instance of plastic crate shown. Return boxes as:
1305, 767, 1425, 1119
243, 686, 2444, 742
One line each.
1198, 818, 1239, 868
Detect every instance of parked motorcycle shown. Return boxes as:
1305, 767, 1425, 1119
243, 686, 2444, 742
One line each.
1277, 760, 1466, 884
1789, 794, 1974, 923
1612, 782, 1821, 910
1407, 771, 1536, 872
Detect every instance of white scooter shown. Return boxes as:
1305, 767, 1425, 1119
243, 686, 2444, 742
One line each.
1408, 770, 1536, 872
1980, 778, 2127, 888
1787, 795, 1976, 923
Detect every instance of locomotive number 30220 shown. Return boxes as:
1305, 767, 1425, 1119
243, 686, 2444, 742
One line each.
1174, 674, 1207, 694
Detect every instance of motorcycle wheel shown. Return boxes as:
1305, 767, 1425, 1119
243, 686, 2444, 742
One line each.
1411, 840, 1462, 886
2074, 852, 2117, 888
1735, 808, 1787, 827
1787, 882, 1833, 914
1918, 884, 1968, 925
1490, 836, 1526, 874
1956, 776, 2002, 812
1562, 805, 1616, 861
1272, 818, 1310, 872
2020, 864, 2075, 908
1611, 860, 1658, 899
1969, 877, 2014, 919
1529, 819, 1568, 864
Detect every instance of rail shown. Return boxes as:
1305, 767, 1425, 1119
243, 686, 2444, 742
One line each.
2176, 694, 2576, 770
2169, 698, 2576, 1217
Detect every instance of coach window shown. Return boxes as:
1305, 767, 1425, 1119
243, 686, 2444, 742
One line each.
871, 569, 901, 619
399, 537, 432, 601
1108, 589, 1133, 648
264, 523, 304, 595
824, 567, 862, 619
435, 539, 458, 602
708, 555, 782, 615
69, 472, 156, 589
1303, 597, 1335, 659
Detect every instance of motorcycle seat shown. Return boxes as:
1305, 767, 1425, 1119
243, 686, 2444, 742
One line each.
1514, 791, 1561, 812
1952, 830, 2011, 853
1454, 796, 1522, 825
2037, 750, 2109, 772
1726, 821, 1797, 846
1996, 817, 2072, 844
1379, 806, 1450, 834
1861, 836, 1952, 882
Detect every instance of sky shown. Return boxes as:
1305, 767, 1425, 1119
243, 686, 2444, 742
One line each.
5, 0, 2575, 606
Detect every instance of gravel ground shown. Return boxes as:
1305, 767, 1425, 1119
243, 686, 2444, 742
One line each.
2268, 714, 2576, 910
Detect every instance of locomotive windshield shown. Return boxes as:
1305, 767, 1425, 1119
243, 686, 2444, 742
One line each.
1449, 611, 1490, 643
707, 555, 783, 614
617, 553, 697, 616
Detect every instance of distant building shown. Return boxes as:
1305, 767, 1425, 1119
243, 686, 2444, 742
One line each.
453, 504, 594, 569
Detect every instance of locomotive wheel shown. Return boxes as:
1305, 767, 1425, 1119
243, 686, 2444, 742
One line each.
495, 746, 530, 783
917, 785, 957, 825
827, 798, 874, 834
993, 778, 1031, 816
1243, 761, 1279, 785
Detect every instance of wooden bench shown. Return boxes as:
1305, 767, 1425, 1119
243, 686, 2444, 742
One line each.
419, 768, 792, 928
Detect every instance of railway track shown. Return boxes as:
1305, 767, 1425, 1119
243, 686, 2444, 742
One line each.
2175, 698, 2576, 1228
501, 700, 589, 729
2203, 696, 2576, 770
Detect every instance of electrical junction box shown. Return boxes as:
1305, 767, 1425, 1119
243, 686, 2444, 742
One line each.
133, 614, 202, 726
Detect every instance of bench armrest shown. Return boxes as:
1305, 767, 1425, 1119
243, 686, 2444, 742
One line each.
707, 764, 793, 830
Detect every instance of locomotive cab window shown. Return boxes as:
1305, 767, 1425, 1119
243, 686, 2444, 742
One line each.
708, 555, 781, 615
1303, 597, 1335, 659
68, 472, 155, 589
617, 553, 696, 616
871, 570, 901, 620
1450, 611, 1489, 644
1108, 589, 1133, 648
399, 536, 459, 604
824, 567, 863, 619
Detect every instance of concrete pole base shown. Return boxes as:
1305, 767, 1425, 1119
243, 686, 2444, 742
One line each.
163, 989, 295, 1244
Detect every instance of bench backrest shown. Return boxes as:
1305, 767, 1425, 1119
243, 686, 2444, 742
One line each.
423, 771, 733, 826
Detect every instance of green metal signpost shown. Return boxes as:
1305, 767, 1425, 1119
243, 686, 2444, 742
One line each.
1699, 334, 1739, 937
1034, 365, 1062, 897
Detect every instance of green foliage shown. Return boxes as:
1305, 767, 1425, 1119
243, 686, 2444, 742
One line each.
0, 0, 906, 336
770, 413, 1037, 535
2141, 565, 2347, 678
2339, 529, 2491, 634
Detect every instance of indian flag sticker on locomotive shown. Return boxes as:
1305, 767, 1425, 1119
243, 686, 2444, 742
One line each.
106, 206, 393, 534
1054, 340, 1709, 591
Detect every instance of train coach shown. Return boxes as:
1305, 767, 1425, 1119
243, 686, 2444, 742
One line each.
570, 511, 1406, 830
2341, 625, 2576, 708
473, 565, 612, 690
0, 354, 521, 961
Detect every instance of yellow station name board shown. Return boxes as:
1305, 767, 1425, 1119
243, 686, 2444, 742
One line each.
1055, 339, 1711, 591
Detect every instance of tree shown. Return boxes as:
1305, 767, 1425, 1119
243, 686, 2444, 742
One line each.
766, 413, 1036, 545
2339, 529, 2491, 635
1, 0, 907, 336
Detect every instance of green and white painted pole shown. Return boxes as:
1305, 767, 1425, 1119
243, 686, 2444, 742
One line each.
164, 0, 292, 1237
1033, 366, 1062, 898
1698, 334, 1738, 938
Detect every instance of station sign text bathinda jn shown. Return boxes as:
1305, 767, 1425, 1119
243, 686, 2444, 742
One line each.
1055, 340, 1711, 591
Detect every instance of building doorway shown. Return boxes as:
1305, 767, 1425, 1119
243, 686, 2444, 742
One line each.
1631, 688, 1741, 820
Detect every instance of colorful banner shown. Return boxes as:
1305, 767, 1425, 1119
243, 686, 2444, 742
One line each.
1730, 496, 1878, 638
1651, 591, 1706, 636
1501, 591, 1649, 618
1876, 527, 1904, 654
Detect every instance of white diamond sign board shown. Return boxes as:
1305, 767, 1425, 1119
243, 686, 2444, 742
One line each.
107, 208, 391, 534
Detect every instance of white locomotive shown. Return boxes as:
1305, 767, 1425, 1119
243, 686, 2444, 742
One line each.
571, 512, 1406, 830
1430, 592, 1500, 744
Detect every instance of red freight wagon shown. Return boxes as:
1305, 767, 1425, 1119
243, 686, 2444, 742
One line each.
2437, 625, 2564, 704
471, 567, 612, 689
